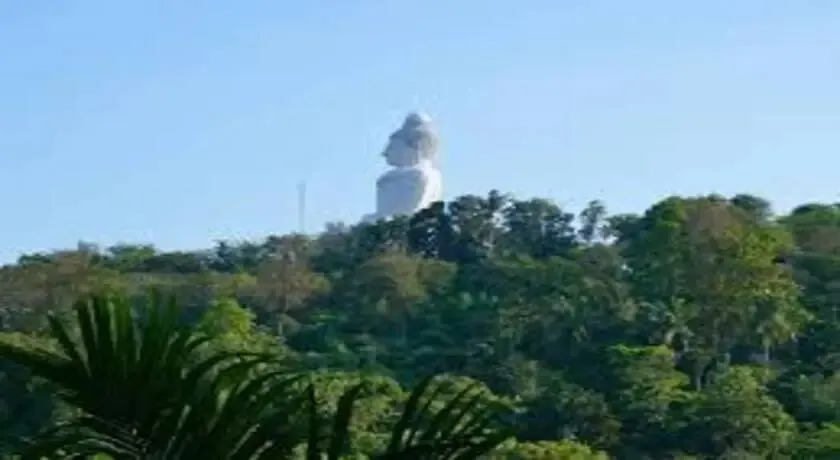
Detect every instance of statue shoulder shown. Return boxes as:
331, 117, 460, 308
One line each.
377, 165, 437, 185
379, 166, 426, 181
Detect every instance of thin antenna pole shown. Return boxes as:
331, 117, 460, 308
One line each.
297, 181, 306, 234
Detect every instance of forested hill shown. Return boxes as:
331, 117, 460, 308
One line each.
4, 191, 840, 458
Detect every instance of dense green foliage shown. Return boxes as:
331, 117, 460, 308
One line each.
3, 191, 840, 458
0, 295, 512, 458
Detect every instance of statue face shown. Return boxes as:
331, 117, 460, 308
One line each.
382, 135, 419, 167
381, 113, 439, 168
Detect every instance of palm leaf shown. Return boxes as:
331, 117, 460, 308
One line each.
1, 294, 513, 459
0, 293, 246, 456
164, 368, 308, 459
325, 382, 366, 459
377, 375, 513, 460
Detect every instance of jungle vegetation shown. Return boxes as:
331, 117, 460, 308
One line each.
3, 191, 840, 458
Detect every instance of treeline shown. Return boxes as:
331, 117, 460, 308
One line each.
3, 191, 840, 458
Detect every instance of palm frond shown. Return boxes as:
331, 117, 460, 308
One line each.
0, 294, 513, 460
378, 375, 514, 460
0, 293, 249, 456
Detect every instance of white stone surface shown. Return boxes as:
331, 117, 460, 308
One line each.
363, 112, 443, 222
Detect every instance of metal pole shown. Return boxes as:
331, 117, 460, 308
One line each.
297, 181, 306, 234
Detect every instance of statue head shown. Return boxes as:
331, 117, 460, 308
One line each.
382, 112, 439, 167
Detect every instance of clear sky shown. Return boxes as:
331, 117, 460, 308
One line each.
1, 1, 838, 263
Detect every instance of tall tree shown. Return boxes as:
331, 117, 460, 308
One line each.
622, 196, 805, 387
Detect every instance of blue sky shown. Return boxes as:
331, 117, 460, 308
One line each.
1, 1, 838, 262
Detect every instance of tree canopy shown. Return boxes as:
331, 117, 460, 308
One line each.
3, 191, 840, 458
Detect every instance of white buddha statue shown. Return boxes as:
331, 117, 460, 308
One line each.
363, 112, 443, 222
